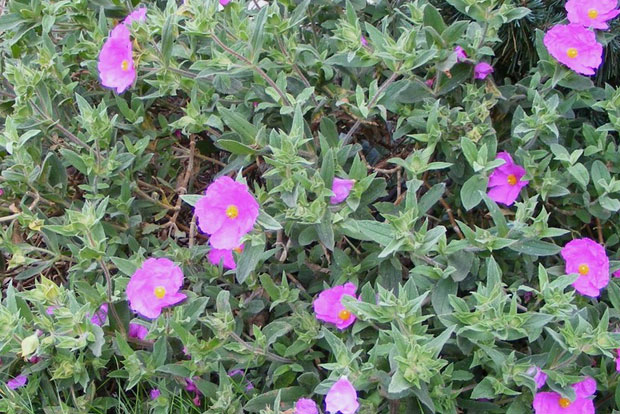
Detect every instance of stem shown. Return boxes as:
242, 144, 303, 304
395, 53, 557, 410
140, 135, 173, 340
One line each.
229, 331, 293, 363
210, 32, 292, 106
342, 68, 401, 145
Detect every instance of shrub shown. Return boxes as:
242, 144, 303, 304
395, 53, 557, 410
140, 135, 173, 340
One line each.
1, 0, 620, 413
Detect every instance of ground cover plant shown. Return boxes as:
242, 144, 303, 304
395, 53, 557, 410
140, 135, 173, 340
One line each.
2, 0, 620, 413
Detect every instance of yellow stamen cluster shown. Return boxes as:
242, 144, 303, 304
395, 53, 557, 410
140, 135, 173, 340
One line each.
154, 286, 166, 299
338, 309, 351, 320
578, 264, 590, 275
559, 397, 571, 408
121, 60, 129, 71
507, 174, 517, 186
566, 48, 578, 59
588, 8, 599, 19
226, 205, 239, 219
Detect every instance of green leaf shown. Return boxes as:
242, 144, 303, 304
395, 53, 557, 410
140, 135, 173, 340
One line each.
460, 175, 488, 210
568, 163, 589, 189
218, 105, 258, 145
216, 139, 257, 155
161, 14, 175, 66
236, 240, 265, 284
180, 194, 203, 207
243, 387, 306, 413
508, 239, 561, 256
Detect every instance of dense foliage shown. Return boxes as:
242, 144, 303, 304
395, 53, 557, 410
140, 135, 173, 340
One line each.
2, 0, 620, 413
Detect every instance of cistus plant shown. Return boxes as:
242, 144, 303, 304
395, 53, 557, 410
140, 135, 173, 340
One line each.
2, 0, 620, 413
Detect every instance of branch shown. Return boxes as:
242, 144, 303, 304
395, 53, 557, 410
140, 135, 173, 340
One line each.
210, 32, 292, 107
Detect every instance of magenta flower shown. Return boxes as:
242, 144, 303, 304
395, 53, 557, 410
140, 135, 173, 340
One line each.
313, 283, 359, 330
561, 238, 609, 297
0, 188, 3, 196
128, 323, 148, 340
566, 0, 620, 30
425, 78, 435, 88
615, 349, 620, 372
295, 398, 318, 414
474, 62, 494, 79
194, 177, 259, 249
90, 303, 108, 326
126, 258, 187, 319
454, 46, 468, 62
150, 389, 161, 399
98, 24, 136, 94
330, 178, 355, 204
543, 24, 603, 76
220, 0, 231, 5
487, 152, 528, 206
614, 269, 620, 278
192, 395, 201, 406
361, 36, 368, 47
325, 376, 359, 414
7, 375, 27, 390
533, 377, 596, 414
208, 244, 243, 270
123, 7, 147, 25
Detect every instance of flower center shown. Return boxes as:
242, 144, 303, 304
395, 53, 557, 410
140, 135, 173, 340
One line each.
121, 60, 130, 71
558, 397, 571, 408
226, 205, 239, 219
233, 246, 243, 253
506, 174, 517, 186
154, 286, 166, 299
338, 309, 351, 320
578, 264, 590, 275
588, 8, 599, 19
566, 48, 578, 59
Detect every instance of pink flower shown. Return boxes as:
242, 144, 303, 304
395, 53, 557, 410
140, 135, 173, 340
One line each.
313, 283, 358, 330
7, 375, 27, 390
474, 62, 494, 79
361, 36, 368, 47
128, 323, 148, 340
614, 268, 620, 278
533, 377, 596, 414
220, 0, 231, 5
208, 244, 243, 270
325, 376, 359, 414
193, 395, 201, 406
533, 367, 547, 389
194, 177, 259, 249
566, 0, 620, 30
150, 389, 161, 399
126, 258, 187, 319
330, 178, 355, 204
0, 188, 4, 196
185, 378, 197, 393
90, 303, 108, 326
487, 152, 528, 206
98, 24, 136, 94
615, 349, 620, 372
123, 7, 147, 25
454, 46, 468, 62
29, 356, 41, 364
295, 398, 318, 414
543, 24, 603, 76
561, 238, 609, 297
425, 78, 435, 88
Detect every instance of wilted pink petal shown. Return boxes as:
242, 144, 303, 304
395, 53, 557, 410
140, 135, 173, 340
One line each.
7, 375, 27, 390
295, 398, 318, 414
330, 178, 355, 204
614, 269, 620, 278
534, 368, 547, 389
194, 177, 259, 250
150, 389, 160, 399
98, 24, 136, 94
46, 306, 58, 315
487, 152, 528, 206
474, 62, 494, 79
220, 0, 231, 6
615, 349, 620, 372
128, 323, 149, 340
454, 46, 468, 62
425, 78, 435, 88
566, 0, 620, 30
544, 24, 603, 76
126, 258, 187, 319
90, 303, 108, 326
325, 376, 359, 414
361, 36, 368, 47
561, 238, 609, 297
